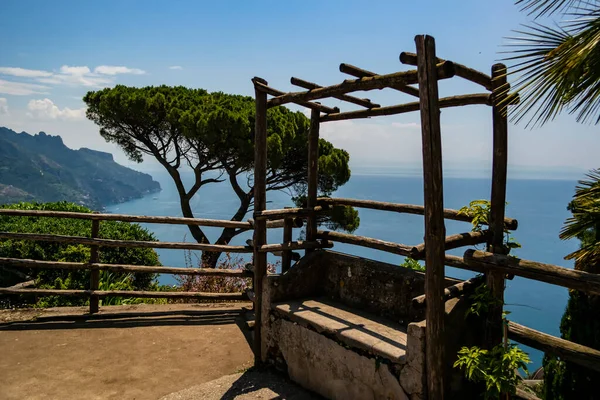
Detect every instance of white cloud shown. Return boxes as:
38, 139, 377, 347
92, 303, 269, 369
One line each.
60, 65, 91, 75
0, 79, 50, 95
391, 122, 420, 129
0, 98, 8, 115
27, 98, 86, 121
94, 66, 146, 75
169, 66, 183, 70
0, 67, 52, 78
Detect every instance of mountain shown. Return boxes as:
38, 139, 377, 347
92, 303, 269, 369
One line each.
0, 127, 160, 209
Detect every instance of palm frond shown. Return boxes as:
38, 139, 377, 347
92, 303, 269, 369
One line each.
560, 169, 600, 264
516, 0, 590, 18
504, 6, 600, 126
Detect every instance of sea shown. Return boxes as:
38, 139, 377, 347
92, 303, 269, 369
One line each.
106, 168, 581, 370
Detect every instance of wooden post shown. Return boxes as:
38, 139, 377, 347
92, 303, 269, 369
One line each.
88, 217, 100, 314
252, 78, 268, 365
281, 218, 293, 273
485, 64, 509, 348
416, 34, 446, 399
306, 108, 320, 253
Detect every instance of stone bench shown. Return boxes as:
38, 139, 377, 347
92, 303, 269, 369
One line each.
260, 250, 482, 400
272, 297, 408, 363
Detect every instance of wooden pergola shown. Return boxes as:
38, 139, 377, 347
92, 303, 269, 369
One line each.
251, 34, 513, 398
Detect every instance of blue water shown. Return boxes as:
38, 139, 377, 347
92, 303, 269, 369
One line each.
106, 170, 579, 369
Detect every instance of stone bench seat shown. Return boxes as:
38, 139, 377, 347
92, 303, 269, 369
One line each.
271, 297, 408, 364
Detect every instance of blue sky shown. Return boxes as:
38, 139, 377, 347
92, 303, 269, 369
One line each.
0, 0, 596, 179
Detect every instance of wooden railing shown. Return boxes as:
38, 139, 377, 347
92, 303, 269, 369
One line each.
3, 201, 598, 375
0, 208, 329, 313
312, 197, 600, 375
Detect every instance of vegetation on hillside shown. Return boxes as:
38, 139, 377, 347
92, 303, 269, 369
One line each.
0, 127, 160, 209
0, 201, 161, 308
83, 86, 358, 267
543, 170, 600, 399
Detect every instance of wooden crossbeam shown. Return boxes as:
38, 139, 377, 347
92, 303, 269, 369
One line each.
251, 77, 339, 114
410, 230, 489, 259
290, 77, 380, 108
268, 62, 455, 108
400, 52, 493, 91
339, 63, 420, 97
320, 93, 491, 122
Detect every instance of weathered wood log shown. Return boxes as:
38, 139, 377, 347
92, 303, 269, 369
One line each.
306, 108, 320, 254
252, 77, 269, 366
508, 321, 600, 373
281, 218, 293, 273
339, 63, 420, 97
268, 62, 455, 107
252, 77, 338, 114
0, 209, 255, 229
464, 250, 600, 295
412, 274, 485, 307
0, 257, 253, 276
485, 63, 510, 348
411, 230, 489, 258
0, 287, 248, 300
316, 230, 412, 256
0, 232, 253, 252
253, 206, 330, 221
5, 280, 35, 290
89, 218, 100, 314
247, 218, 303, 229
316, 197, 518, 230
290, 77, 380, 108
515, 387, 542, 400
400, 51, 492, 90
258, 240, 333, 253
416, 34, 446, 400
319, 94, 492, 122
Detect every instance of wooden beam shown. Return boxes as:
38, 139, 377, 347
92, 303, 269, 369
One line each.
253, 205, 330, 221
316, 197, 518, 229
410, 230, 489, 259
485, 63, 510, 349
508, 321, 600, 373
416, 34, 446, 399
290, 77, 380, 108
252, 78, 268, 366
463, 250, 600, 295
306, 108, 320, 254
248, 218, 303, 229
316, 230, 413, 256
412, 274, 485, 307
0, 232, 253, 252
258, 240, 333, 253
268, 62, 455, 107
320, 94, 491, 122
400, 51, 492, 90
281, 218, 293, 273
252, 77, 339, 114
339, 63, 420, 97
0, 209, 255, 229
0, 287, 248, 300
89, 218, 100, 314
0, 257, 253, 277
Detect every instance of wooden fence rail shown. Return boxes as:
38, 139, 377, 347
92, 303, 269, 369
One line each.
316, 197, 518, 230
0, 208, 307, 314
0, 257, 253, 277
0, 287, 248, 300
0, 208, 300, 230
508, 321, 600, 373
